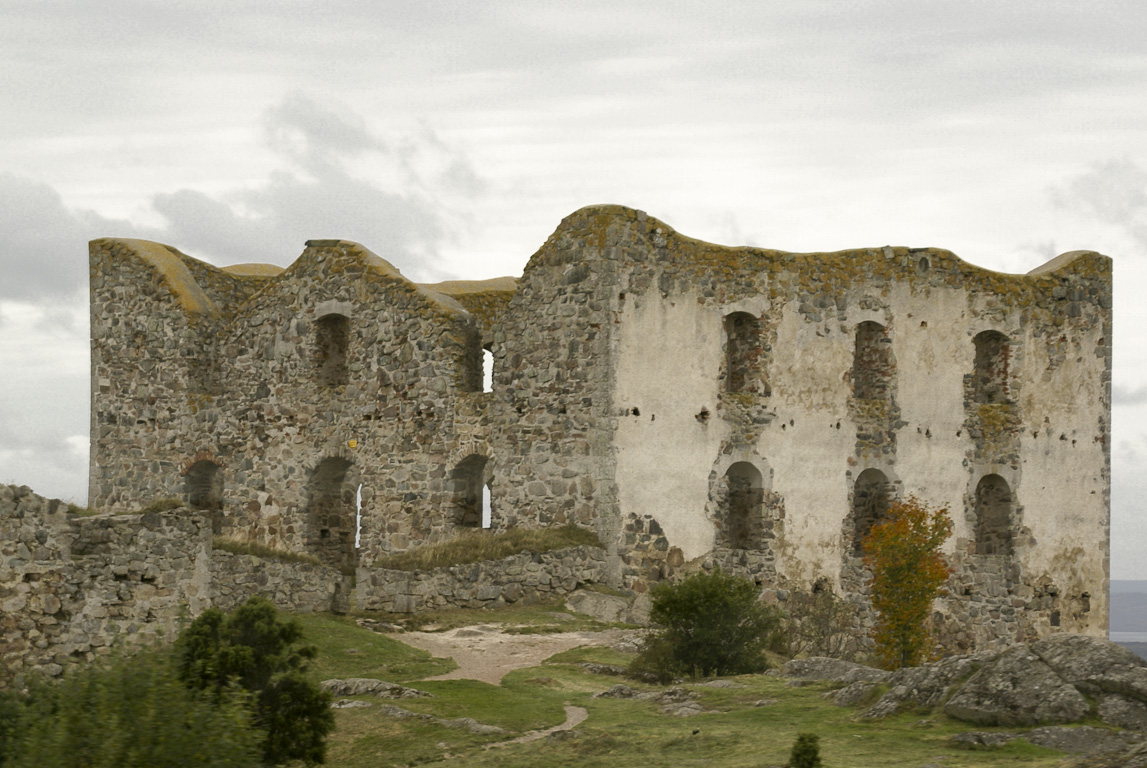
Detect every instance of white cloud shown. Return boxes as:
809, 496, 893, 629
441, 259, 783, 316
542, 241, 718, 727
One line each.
1053, 158, 1147, 249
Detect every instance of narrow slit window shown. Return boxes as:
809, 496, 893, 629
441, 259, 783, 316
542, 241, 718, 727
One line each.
482, 346, 493, 393
481, 482, 492, 529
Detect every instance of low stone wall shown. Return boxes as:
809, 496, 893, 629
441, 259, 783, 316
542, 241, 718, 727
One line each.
1, 485, 213, 686
210, 550, 349, 615
360, 545, 608, 613
0, 485, 346, 687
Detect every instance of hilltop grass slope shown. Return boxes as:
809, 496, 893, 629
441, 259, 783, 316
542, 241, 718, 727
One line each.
298, 604, 1081, 768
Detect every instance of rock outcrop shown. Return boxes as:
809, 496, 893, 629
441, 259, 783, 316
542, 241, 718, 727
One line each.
778, 634, 1147, 736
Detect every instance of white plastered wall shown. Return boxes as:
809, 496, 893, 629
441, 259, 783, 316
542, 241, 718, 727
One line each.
611, 279, 1107, 607
613, 292, 727, 560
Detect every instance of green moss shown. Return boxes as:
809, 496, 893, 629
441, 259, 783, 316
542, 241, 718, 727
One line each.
134, 497, 183, 514
374, 525, 603, 572
212, 537, 325, 568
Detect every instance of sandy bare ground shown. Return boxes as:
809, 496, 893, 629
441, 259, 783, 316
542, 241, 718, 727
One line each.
391, 623, 638, 685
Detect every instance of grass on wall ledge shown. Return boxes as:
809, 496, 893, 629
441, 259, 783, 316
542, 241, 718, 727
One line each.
374, 525, 603, 572
212, 537, 325, 568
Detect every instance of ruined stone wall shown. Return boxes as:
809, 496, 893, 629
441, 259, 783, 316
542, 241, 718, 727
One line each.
86, 205, 1111, 652
206, 240, 488, 566
584, 207, 1110, 648
479, 214, 624, 553
1, 486, 343, 687
360, 545, 607, 613
89, 239, 226, 511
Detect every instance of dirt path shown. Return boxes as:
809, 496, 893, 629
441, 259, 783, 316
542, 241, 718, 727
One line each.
498, 705, 589, 745
392, 624, 637, 685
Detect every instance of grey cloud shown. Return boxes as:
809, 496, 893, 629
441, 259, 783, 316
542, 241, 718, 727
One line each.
0, 174, 134, 300
9, 1, 1146, 140
1114, 384, 1147, 407
0, 96, 484, 298
1053, 159, 1147, 249
146, 95, 484, 278
262, 93, 385, 172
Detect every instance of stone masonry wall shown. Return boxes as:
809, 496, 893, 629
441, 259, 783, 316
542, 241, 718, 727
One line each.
360, 545, 608, 613
0, 485, 343, 688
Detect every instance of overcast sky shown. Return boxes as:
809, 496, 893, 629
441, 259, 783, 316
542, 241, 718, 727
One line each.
3, 1, 1147, 576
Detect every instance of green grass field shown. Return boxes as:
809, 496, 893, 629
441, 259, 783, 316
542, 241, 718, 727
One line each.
292, 604, 1086, 768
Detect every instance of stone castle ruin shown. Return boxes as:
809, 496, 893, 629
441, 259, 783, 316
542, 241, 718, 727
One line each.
4, 203, 1116, 688
78, 204, 1113, 651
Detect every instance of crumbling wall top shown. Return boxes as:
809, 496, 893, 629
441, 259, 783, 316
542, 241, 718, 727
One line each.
91, 238, 219, 317
421, 277, 519, 337
532, 204, 1111, 293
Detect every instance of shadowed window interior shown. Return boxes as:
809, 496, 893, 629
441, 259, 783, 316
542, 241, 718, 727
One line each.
725, 312, 768, 395
459, 327, 485, 393
449, 454, 491, 528
974, 474, 1014, 556
316, 313, 350, 387
719, 462, 764, 549
851, 468, 893, 555
852, 321, 893, 400
185, 459, 222, 512
972, 330, 1010, 404
305, 457, 358, 568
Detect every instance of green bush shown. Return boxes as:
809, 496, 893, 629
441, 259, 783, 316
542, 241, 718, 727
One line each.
1, 651, 260, 768
176, 596, 335, 765
626, 634, 680, 684
788, 732, 822, 768
629, 569, 781, 679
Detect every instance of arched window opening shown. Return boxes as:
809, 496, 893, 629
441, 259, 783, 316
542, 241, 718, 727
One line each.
974, 474, 1014, 556
851, 468, 892, 555
482, 346, 494, 393
185, 460, 223, 512
316, 314, 350, 387
719, 462, 764, 550
973, 331, 1010, 404
725, 312, 767, 395
304, 457, 358, 569
449, 454, 490, 528
852, 322, 893, 400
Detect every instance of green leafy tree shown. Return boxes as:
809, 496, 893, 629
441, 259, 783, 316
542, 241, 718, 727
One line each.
2, 650, 260, 768
862, 496, 953, 670
630, 569, 781, 679
175, 596, 335, 765
788, 732, 822, 768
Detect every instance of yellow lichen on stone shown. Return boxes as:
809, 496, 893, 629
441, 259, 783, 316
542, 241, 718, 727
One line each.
100, 239, 218, 317
222, 263, 285, 278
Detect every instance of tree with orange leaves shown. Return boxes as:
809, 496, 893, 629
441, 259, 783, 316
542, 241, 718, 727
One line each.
862, 496, 953, 670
